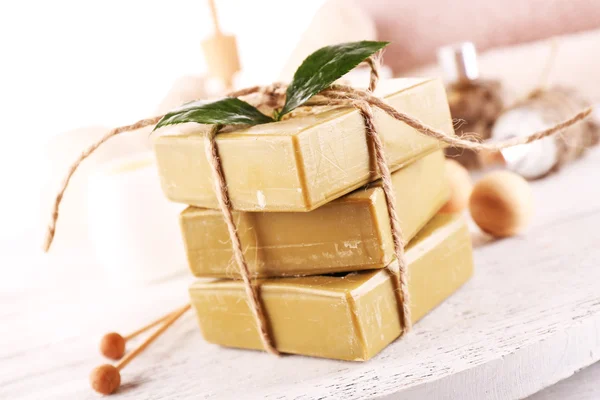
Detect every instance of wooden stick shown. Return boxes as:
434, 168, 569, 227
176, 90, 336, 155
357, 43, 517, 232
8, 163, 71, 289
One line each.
100, 306, 182, 360
124, 309, 177, 341
90, 304, 192, 395
116, 304, 191, 371
207, 0, 222, 35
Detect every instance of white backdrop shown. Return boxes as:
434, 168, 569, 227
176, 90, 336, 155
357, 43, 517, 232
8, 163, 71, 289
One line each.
0, 0, 325, 257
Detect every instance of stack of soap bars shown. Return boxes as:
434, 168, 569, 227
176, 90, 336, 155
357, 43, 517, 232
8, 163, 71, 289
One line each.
151, 78, 474, 361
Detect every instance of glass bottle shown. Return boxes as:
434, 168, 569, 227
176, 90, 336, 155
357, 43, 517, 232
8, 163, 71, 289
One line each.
437, 42, 504, 169
491, 88, 599, 179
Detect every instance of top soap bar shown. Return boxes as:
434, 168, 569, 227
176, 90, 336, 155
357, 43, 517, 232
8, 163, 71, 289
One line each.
152, 78, 453, 211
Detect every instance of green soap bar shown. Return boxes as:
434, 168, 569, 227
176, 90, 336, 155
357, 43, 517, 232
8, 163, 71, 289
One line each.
181, 150, 449, 278
189, 213, 474, 361
152, 78, 453, 211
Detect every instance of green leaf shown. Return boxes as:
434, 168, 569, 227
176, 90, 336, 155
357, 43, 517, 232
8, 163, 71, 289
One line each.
280, 41, 390, 116
154, 98, 273, 130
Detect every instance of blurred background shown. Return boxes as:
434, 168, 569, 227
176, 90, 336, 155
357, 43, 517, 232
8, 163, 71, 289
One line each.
1, 0, 600, 289
1, 0, 329, 289
0, 0, 325, 252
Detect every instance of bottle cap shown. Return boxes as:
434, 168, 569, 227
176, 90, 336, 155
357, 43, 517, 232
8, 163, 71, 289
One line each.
437, 42, 479, 84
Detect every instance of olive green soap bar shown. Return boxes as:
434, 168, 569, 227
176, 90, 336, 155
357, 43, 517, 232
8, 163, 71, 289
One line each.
189, 213, 473, 361
152, 78, 453, 211
181, 150, 448, 278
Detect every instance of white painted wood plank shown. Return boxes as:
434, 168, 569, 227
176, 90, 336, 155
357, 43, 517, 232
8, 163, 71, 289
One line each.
527, 361, 600, 400
3, 148, 600, 400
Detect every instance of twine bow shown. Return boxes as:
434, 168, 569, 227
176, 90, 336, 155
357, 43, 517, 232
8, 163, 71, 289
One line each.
43, 56, 592, 355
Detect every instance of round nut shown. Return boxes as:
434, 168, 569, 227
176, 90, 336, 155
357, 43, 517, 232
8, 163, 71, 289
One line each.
441, 159, 473, 213
469, 170, 533, 237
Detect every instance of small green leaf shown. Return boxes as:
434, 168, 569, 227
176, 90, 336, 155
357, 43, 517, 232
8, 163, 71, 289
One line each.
280, 41, 390, 116
154, 98, 273, 130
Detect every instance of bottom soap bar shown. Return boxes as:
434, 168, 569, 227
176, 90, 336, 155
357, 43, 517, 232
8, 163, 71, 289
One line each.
189, 213, 473, 361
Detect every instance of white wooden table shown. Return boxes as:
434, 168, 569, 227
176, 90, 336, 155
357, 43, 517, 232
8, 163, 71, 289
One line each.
3, 148, 600, 399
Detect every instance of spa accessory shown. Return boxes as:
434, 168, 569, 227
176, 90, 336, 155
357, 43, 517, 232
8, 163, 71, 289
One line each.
491, 88, 600, 179
438, 42, 504, 169
99, 308, 178, 360
440, 159, 473, 213
469, 170, 533, 237
90, 304, 191, 395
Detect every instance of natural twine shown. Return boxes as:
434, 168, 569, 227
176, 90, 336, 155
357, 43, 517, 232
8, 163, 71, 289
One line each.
42, 56, 592, 354
204, 124, 279, 355
355, 101, 412, 331
356, 54, 411, 331
43, 115, 164, 253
